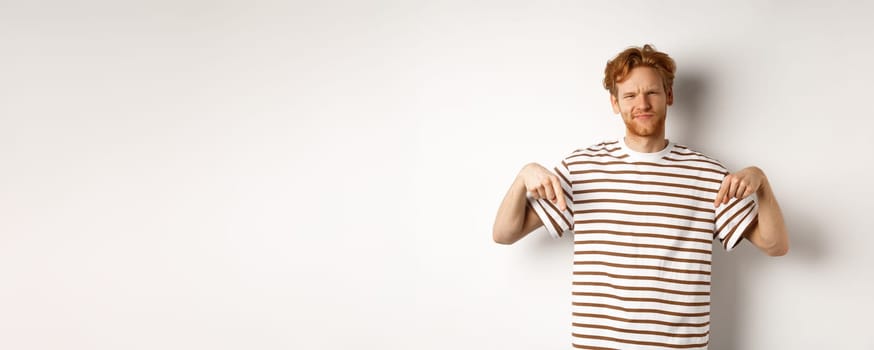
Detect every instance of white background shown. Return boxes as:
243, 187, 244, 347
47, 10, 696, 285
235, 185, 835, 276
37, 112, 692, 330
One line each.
2, 1, 872, 349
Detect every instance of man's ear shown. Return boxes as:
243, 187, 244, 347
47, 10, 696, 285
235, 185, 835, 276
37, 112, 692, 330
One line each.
610, 94, 620, 114
666, 88, 674, 106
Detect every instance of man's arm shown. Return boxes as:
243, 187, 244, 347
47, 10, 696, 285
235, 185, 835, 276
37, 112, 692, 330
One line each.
493, 163, 566, 245
715, 166, 789, 256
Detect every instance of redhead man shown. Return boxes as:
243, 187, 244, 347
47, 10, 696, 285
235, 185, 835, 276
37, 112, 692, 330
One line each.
492, 44, 788, 349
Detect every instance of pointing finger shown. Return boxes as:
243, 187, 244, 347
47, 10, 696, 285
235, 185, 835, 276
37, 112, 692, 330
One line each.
552, 177, 567, 212
727, 177, 739, 203
735, 182, 747, 199
714, 176, 730, 207
543, 178, 556, 203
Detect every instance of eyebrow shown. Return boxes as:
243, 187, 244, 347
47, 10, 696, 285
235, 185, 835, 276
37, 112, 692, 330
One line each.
622, 87, 663, 95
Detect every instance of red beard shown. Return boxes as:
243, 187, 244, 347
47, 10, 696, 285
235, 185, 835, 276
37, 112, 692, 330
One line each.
624, 114, 665, 137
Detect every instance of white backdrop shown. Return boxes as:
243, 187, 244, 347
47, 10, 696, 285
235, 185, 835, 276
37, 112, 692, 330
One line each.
2, 1, 872, 349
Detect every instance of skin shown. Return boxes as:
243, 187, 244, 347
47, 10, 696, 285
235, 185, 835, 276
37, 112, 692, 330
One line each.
492, 66, 789, 256
609, 66, 672, 152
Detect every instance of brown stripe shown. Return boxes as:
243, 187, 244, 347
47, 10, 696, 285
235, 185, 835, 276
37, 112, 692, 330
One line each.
723, 205, 755, 250
575, 229, 712, 244
542, 196, 573, 229
584, 146, 621, 152
574, 188, 714, 203
575, 219, 713, 234
579, 140, 619, 150
554, 165, 574, 200
714, 194, 744, 222
569, 153, 630, 160
574, 261, 711, 276
575, 198, 714, 214
573, 178, 717, 194
573, 281, 710, 296
573, 292, 710, 307
575, 209, 712, 224
573, 311, 710, 327
575, 250, 711, 266
662, 156, 723, 168
575, 238, 712, 254
572, 323, 710, 338
664, 161, 723, 175
565, 160, 727, 175
556, 163, 572, 184
736, 215, 759, 247
571, 169, 722, 184
671, 147, 722, 164
716, 200, 755, 235
573, 302, 710, 317
670, 150, 699, 156
572, 271, 710, 286
571, 333, 709, 348
530, 200, 563, 237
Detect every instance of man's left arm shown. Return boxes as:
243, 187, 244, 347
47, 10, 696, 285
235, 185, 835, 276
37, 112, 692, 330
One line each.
715, 166, 790, 256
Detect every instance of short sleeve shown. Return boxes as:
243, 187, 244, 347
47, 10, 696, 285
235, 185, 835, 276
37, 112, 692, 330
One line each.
714, 192, 759, 251
526, 160, 574, 239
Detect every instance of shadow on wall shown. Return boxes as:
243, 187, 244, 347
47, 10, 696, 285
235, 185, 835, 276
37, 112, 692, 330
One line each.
670, 67, 708, 149
674, 70, 826, 349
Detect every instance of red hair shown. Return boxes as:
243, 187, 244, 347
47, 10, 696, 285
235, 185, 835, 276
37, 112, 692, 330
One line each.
603, 44, 676, 96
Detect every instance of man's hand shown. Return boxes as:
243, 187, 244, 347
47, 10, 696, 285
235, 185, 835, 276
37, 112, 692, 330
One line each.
520, 163, 567, 212
714, 166, 766, 207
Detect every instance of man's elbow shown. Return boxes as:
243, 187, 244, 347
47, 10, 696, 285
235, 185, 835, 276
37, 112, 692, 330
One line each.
764, 239, 789, 257
492, 227, 518, 245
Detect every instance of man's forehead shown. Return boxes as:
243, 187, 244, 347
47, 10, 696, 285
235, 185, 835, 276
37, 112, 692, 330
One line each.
616, 80, 664, 92
616, 68, 665, 92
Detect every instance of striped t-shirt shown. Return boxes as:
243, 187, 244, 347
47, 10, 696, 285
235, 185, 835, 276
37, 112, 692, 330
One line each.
527, 138, 758, 350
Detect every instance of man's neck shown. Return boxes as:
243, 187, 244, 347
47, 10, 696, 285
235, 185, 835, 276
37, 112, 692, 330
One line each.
623, 134, 668, 153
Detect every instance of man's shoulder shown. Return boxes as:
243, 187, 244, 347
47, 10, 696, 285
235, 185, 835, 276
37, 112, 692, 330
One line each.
563, 139, 622, 160
667, 143, 729, 173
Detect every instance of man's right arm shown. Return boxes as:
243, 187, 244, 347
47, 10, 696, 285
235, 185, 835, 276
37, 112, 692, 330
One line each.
492, 163, 566, 245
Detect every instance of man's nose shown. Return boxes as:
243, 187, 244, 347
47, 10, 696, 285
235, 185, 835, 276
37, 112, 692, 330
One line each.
636, 94, 651, 110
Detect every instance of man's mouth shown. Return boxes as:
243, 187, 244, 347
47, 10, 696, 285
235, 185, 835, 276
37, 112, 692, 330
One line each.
634, 114, 654, 119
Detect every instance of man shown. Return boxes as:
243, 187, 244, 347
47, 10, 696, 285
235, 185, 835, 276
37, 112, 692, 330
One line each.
492, 44, 789, 349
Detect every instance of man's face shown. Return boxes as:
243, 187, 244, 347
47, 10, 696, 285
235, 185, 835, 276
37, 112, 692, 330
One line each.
610, 66, 673, 138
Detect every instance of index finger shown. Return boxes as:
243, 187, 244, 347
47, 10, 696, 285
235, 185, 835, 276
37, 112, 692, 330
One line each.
552, 177, 567, 212
714, 176, 730, 208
